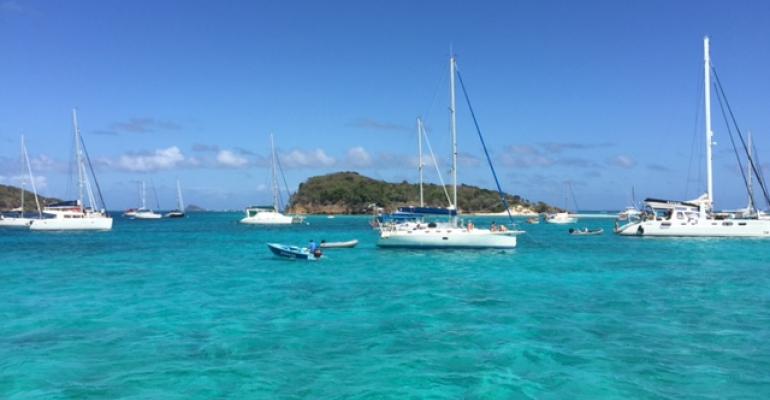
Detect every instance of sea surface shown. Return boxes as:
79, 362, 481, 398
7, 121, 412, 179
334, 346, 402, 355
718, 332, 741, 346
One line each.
1, 213, 769, 399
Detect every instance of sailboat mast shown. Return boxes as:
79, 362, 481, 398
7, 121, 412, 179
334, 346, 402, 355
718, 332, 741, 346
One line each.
748, 131, 754, 212
177, 179, 184, 211
72, 109, 85, 207
21, 135, 42, 217
704, 36, 714, 207
270, 133, 280, 212
417, 118, 424, 207
19, 136, 24, 212
141, 181, 147, 209
449, 54, 458, 210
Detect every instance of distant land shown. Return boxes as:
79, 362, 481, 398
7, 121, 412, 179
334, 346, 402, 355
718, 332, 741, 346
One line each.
288, 172, 560, 215
185, 204, 206, 212
0, 184, 61, 211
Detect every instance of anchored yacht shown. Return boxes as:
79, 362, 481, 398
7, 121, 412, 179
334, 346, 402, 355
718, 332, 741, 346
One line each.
30, 110, 112, 231
240, 134, 304, 225
377, 54, 522, 249
616, 37, 770, 237
0, 136, 43, 228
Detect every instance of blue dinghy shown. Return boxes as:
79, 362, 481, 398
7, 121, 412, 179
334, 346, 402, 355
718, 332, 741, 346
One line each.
267, 243, 322, 260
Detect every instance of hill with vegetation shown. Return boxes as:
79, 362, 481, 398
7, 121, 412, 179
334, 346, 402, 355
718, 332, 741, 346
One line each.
0, 184, 62, 211
288, 172, 559, 215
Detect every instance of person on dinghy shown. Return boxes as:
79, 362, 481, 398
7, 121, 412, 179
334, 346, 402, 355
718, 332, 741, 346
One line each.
309, 240, 322, 258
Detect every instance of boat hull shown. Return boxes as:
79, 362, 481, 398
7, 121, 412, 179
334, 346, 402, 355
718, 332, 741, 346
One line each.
30, 217, 113, 231
378, 228, 518, 249
134, 211, 162, 219
320, 239, 358, 248
267, 243, 319, 260
0, 216, 34, 228
616, 219, 770, 237
241, 210, 296, 225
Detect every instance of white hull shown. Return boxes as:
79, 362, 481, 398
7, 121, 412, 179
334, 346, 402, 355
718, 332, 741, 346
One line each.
134, 211, 162, 219
30, 217, 113, 231
545, 217, 577, 224
378, 227, 518, 249
240, 211, 295, 225
616, 218, 770, 237
0, 216, 33, 228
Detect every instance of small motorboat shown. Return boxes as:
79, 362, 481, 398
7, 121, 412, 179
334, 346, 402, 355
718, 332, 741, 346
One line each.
267, 243, 322, 260
527, 216, 540, 224
320, 239, 358, 249
569, 227, 604, 236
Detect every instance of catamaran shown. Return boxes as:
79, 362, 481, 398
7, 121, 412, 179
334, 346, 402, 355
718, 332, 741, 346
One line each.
616, 37, 770, 237
29, 110, 113, 231
241, 134, 304, 225
545, 212, 577, 224
0, 135, 43, 228
165, 179, 186, 218
546, 183, 578, 224
377, 54, 522, 249
133, 181, 162, 219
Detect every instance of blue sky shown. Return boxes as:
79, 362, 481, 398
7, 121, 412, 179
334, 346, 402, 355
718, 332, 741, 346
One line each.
2, 0, 770, 210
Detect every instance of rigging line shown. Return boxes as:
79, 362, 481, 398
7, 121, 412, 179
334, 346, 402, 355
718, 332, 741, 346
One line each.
79, 133, 108, 212
421, 61, 449, 128
421, 123, 453, 206
275, 152, 293, 211
684, 66, 704, 199
22, 137, 42, 217
455, 69, 515, 225
712, 82, 756, 208
751, 140, 770, 208
711, 66, 770, 207
567, 181, 580, 212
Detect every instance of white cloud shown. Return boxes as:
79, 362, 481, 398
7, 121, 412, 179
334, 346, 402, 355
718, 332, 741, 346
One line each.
609, 155, 636, 169
346, 146, 373, 168
216, 149, 249, 168
114, 146, 185, 172
280, 149, 336, 168
0, 174, 47, 190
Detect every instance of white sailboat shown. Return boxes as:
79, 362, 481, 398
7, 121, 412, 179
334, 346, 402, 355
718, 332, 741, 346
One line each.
30, 109, 113, 231
378, 54, 521, 249
545, 212, 577, 224
616, 37, 770, 237
133, 181, 162, 219
165, 179, 186, 218
545, 183, 578, 224
240, 134, 304, 225
0, 135, 43, 228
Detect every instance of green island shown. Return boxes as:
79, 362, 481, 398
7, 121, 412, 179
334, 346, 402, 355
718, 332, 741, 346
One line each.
288, 172, 559, 215
0, 184, 61, 211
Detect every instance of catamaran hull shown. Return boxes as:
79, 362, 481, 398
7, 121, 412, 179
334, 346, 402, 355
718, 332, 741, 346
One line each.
240, 211, 296, 225
0, 217, 33, 228
616, 219, 770, 237
134, 212, 162, 220
378, 230, 518, 249
30, 217, 113, 231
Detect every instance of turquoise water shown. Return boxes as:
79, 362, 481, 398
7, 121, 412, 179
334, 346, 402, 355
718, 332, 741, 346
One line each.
1, 214, 769, 399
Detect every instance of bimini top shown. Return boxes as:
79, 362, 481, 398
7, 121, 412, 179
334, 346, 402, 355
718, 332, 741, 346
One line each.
396, 206, 457, 216
47, 200, 81, 208
246, 205, 277, 211
643, 198, 700, 209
